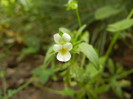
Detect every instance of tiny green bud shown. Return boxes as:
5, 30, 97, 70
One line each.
65, 0, 78, 10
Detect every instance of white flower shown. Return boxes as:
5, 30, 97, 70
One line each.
53, 42, 73, 62
53, 32, 73, 62
54, 33, 71, 44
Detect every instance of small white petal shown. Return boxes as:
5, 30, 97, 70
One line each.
62, 33, 71, 42
57, 52, 71, 62
63, 42, 73, 51
53, 44, 62, 52
54, 33, 61, 43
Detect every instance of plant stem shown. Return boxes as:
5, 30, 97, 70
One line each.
15, 78, 33, 92
4, 78, 33, 99
127, 9, 133, 19
3, 77, 7, 98
103, 10, 133, 65
33, 82, 62, 95
81, 55, 85, 67
104, 32, 120, 65
76, 8, 82, 27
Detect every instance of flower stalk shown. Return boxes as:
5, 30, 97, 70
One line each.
76, 8, 82, 28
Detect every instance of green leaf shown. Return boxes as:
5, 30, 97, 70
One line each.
59, 27, 71, 34
95, 5, 122, 20
107, 19, 133, 32
7, 89, 17, 97
32, 68, 42, 75
111, 77, 124, 98
42, 46, 55, 68
99, 56, 106, 66
81, 31, 89, 43
75, 25, 86, 40
86, 63, 103, 78
33, 67, 55, 84
61, 87, 75, 96
116, 66, 123, 74
39, 72, 49, 84
95, 84, 110, 94
39, 69, 55, 84
79, 43, 100, 70
70, 64, 84, 82
117, 69, 133, 79
108, 59, 115, 74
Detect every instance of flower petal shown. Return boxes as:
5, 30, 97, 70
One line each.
57, 52, 71, 62
63, 42, 73, 51
62, 33, 71, 42
53, 44, 62, 52
54, 33, 61, 43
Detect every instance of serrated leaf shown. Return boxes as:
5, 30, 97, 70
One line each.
107, 19, 133, 32
95, 5, 122, 20
79, 43, 100, 70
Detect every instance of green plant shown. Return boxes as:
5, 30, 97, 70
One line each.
0, 0, 133, 99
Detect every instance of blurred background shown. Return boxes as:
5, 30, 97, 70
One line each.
0, 0, 133, 56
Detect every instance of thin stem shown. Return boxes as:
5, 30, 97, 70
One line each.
103, 32, 120, 65
76, 8, 82, 27
3, 77, 7, 97
127, 9, 133, 19
0, 66, 7, 98
4, 78, 33, 99
33, 82, 62, 95
81, 55, 85, 67
15, 78, 33, 92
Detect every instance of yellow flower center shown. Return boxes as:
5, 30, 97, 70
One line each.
60, 49, 67, 55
